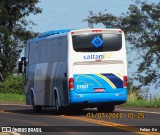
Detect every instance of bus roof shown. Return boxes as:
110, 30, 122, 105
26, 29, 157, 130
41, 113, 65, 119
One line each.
28, 29, 75, 44
38, 29, 75, 38
71, 28, 123, 35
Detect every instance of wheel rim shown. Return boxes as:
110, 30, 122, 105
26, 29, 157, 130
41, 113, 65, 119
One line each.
55, 97, 59, 112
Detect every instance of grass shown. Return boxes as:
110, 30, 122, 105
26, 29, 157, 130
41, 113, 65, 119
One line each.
0, 93, 25, 104
124, 91, 160, 108
125, 98, 160, 108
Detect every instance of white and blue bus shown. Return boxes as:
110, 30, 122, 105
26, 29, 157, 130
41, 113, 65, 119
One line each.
19, 28, 128, 113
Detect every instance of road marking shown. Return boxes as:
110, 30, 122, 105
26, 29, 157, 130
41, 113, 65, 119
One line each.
62, 115, 160, 135
116, 109, 160, 115
12, 133, 21, 135
0, 131, 21, 135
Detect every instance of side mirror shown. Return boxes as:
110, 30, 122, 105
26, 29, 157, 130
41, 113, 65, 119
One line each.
21, 57, 26, 61
18, 57, 27, 74
24, 61, 28, 67
18, 61, 23, 73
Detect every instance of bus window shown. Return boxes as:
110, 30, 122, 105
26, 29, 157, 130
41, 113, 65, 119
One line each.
72, 33, 122, 52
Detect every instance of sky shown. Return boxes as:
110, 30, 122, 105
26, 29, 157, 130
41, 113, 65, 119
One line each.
27, 0, 159, 97
27, 0, 159, 33
27, 0, 134, 32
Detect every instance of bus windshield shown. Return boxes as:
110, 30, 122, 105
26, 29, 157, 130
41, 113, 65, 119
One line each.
72, 33, 122, 52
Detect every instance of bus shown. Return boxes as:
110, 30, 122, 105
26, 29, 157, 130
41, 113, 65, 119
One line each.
18, 28, 128, 113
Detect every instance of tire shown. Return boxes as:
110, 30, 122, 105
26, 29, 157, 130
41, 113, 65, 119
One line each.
31, 94, 42, 113
97, 105, 115, 112
33, 105, 42, 113
55, 94, 63, 114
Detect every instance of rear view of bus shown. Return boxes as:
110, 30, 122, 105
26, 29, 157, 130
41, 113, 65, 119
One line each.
68, 29, 127, 112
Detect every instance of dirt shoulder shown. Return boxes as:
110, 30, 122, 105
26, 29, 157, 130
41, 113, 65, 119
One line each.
116, 105, 160, 113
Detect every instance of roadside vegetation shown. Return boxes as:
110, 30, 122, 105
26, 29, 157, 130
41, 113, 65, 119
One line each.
0, 74, 25, 103
123, 81, 160, 108
0, 93, 25, 104
125, 90, 160, 108
0, 74, 24, 95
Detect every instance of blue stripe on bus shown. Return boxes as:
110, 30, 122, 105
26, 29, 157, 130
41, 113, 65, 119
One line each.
74, 73, 123, 93
101, 73, 123, 88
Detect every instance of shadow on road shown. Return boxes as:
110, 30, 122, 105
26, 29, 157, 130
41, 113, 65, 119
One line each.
0, 104, 123, 117
1, 105, 100, 116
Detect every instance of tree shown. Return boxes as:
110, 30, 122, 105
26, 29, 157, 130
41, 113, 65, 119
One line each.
84, 0, 160, 89
0, 0, 42, 81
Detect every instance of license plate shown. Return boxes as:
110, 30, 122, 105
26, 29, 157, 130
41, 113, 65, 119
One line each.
94, 88, 104, 92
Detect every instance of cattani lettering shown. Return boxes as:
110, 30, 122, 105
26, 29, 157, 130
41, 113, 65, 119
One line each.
83, 53, 112, 60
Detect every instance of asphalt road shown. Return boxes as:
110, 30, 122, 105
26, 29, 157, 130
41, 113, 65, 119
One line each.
0, 104, 160, 135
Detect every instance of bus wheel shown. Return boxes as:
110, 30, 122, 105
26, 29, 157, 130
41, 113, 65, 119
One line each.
33, 105, 42, 113
55, 94, 62, 114
32, 95, 42, 113
97, 105, 115, 112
